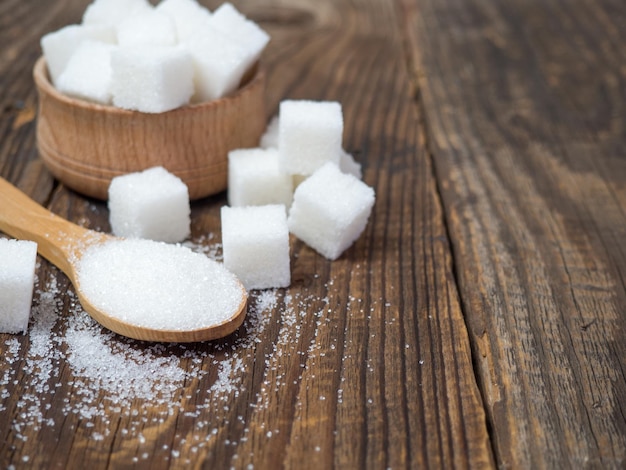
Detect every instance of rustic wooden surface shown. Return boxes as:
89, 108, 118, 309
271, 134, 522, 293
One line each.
0, 0, 624, 469
401, 0, 626, 467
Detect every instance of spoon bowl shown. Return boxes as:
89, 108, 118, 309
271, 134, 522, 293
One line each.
0, 178, 247, 342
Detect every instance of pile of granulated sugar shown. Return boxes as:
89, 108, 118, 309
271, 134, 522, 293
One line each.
0, 236, 345, 462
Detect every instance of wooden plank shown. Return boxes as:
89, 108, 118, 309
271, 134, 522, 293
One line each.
0, 0, 493, 467
401, 0, 626, 467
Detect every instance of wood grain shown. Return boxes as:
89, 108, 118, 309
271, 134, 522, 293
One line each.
402, 0, 626, 467
0, 0, 493, 468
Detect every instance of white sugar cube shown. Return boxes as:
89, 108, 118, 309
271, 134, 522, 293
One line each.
287, 162, 375, 260
278, 100, 343, 175
156, 0, 212, 43
221, 205, 290, 290
0, 239, 37, 334
339, 149, 362, 179
184, 25, 250, 101
260, 114, 359, 178
228, 148, 293, 208
111, 46, 194, 113
259, 115, 279, 149
117, 9, 177, 47
108, 166, 191, 243
83, 0, 151, 27
56, 41, 116, 105
209, 3, 269, 68
41, 24, 116, 86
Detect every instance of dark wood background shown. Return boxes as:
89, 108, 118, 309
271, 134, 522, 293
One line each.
1, 0, 624, 468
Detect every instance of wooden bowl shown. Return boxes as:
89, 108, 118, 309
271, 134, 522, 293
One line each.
33, 56, 266, 200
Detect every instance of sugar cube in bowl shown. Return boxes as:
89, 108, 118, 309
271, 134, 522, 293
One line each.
32, 56, 266, 200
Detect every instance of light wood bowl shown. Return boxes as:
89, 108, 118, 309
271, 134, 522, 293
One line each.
33, 56, 266, 200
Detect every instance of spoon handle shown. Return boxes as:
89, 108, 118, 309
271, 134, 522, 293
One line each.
0, 178, 104, 276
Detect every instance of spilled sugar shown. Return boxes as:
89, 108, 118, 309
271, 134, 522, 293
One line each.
182, 233, 222, 261
0, 235, 388, 463
0, 235, 312, 457
1, 265, 272, 446
77, 238, 243, 330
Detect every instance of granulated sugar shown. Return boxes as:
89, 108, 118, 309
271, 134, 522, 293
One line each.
77, 238, 243, 330
1, 231, 293, 453
1, 269, 273, 445
64, 306, 187, 405
1, 235, 378, 463
182, 233, 222, 261
0, 338, 20, 405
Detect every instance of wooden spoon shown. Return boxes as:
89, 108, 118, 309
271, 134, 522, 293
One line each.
0, 177, 247, 342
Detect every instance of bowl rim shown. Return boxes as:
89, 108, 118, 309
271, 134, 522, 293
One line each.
33, 55, 264, 115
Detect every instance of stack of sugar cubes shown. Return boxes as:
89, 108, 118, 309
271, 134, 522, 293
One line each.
41, 0, 269, 112
0, 239, 38, 333
222, 99, 376, 290
104, 100, 375, 292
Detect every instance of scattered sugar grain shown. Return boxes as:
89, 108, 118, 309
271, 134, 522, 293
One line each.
3, 250, 381, 461
5, 337, 21, 358
182, 233, 222, 260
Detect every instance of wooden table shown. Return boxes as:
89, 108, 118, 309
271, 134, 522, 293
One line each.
1, 0, 624, 468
